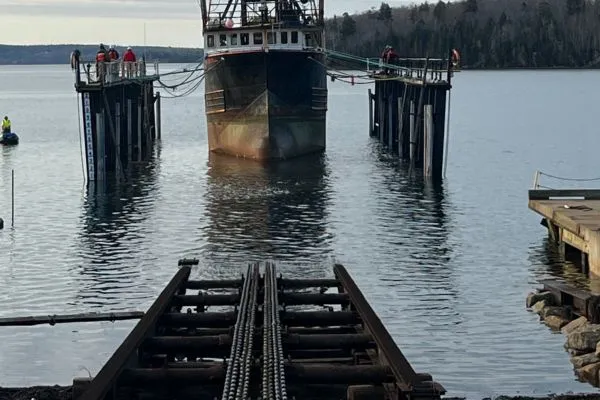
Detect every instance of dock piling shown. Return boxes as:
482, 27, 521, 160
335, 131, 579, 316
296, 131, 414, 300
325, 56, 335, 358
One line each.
115, 103, 122, 179
424, 105, 434, 177
11, 169, 14, 227
127, 99, 133, 163
137, 102, 142, 162
409, 101, 416, 163
96, 112, 106, 181
156, 92, 162, 140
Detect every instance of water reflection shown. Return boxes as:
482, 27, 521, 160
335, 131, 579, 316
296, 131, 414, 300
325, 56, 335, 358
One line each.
72, 163, 159, 309
528, 235, 600, 294
367, 153, 460, 324
200, 153, 334, 277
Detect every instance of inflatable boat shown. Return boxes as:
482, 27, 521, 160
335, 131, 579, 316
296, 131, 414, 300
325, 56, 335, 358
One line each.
0, 132, 19, 145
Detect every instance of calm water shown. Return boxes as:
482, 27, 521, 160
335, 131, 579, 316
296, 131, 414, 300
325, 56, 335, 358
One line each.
0, 65, 599, 398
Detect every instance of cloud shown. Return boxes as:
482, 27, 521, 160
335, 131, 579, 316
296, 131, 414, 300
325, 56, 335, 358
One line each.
3, 0, 201, 19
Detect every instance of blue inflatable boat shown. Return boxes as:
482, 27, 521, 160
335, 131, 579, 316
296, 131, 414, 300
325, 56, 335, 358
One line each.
0, 132, 19, 145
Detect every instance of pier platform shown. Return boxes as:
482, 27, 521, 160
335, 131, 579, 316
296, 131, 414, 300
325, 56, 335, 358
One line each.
529, 188, 600, 276
71, 52, 162, 184
72, 262, 445, 400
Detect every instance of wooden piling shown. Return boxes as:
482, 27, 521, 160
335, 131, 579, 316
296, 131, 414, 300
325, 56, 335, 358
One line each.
115, 103, 122, 179
368, 89, 373, 137
387, 95, 394, 150
127, 99, 133, 163
409, 101, 416, 163
423, 105, 434, 177
137, 102, 142, 162
156, 92, 162, 140
96, 112, 106, 181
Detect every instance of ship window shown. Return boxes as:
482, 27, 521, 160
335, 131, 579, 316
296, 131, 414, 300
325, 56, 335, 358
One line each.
291, 31, 298, 43
207, 35, 215, 48
219, 34, 227, 46
280, 31, 288, 44
267, 31, 276, 44
253, 32, 263, 45
305, 33, 314, 47
231, 34, 238, 45
241, 33, 249, 45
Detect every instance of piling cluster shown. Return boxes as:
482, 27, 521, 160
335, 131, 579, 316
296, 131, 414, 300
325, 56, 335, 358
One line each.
368, 57, 453, 180
527, 289, 600, 387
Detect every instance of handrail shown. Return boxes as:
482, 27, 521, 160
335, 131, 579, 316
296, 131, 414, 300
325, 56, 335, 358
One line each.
75, 58, 160, 86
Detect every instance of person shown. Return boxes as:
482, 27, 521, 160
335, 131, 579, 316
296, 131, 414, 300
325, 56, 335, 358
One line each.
108, 46, 119, 61
123, 47, 137, 78
95, 44, 110, 80
2, 116, 11, 134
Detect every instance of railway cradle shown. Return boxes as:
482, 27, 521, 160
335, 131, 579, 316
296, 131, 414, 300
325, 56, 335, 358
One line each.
73, 262, 445, 400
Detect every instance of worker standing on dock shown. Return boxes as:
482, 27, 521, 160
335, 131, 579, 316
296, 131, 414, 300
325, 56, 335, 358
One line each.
95, 44, 110, 81
108, 46, 119, 61
2, 116, 11, 134
123, 47, 137, 78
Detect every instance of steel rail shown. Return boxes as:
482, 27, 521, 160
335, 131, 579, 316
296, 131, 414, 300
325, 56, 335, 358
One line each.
333, 263, 422, 387
78, 266, 192, 400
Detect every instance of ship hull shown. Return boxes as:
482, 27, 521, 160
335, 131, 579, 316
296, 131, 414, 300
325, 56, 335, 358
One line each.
204, 50, 327, 160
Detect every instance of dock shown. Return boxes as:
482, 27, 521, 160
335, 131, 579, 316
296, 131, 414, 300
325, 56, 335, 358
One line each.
528, 184, 600, 276
72, 51, 162, 184
72, 262, 445, 400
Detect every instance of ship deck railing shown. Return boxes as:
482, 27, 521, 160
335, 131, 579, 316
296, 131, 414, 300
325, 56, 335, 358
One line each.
74, 59, 160, 90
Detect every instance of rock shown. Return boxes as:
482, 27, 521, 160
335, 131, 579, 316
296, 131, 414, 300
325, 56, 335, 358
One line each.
544, 315, 570, 330
542, 306, 570, 320
562, 316, 589, 335
532, 300, 549, 315
527, 291, 555, 308
566, 324, 600, 351
571, 352, 600, 369
576, 361, 600, 386
568, 348, 589, 356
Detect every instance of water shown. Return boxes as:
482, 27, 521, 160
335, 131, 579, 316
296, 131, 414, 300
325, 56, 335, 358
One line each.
0, 65, 599, 398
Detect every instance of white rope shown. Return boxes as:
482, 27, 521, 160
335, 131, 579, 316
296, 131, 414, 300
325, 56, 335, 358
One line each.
539, 171, 600, 182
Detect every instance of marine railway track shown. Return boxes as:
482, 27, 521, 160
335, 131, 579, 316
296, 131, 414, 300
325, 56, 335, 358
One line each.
74, 263, 445, 400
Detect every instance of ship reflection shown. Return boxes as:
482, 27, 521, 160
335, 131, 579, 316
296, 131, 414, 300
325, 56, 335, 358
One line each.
200, 153, 334, 275
73, 163, 159, 309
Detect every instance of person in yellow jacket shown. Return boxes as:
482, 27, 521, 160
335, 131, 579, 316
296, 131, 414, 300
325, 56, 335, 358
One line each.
2, 116, 11, 133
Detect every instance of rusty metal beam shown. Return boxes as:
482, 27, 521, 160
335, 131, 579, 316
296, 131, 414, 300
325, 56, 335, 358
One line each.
78, 266, 192, 400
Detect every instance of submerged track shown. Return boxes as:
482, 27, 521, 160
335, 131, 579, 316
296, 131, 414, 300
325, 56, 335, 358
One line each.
74, 263, 445, 400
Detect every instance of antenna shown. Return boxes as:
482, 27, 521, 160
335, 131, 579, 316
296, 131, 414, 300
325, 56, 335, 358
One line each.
143, 22, 147, 59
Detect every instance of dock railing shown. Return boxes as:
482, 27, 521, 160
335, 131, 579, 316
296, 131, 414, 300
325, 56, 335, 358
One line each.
74, 58, 160, 87
529, 169, 600, 200
325, 48, 454, 84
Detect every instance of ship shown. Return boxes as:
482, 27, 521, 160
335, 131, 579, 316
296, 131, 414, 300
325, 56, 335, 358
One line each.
199, 0, 328, 160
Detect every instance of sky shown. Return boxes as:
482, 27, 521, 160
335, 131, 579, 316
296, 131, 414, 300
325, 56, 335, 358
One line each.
0, 0, 410, 47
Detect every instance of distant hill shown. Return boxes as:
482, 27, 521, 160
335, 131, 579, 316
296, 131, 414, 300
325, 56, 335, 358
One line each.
0, 44, 205, 65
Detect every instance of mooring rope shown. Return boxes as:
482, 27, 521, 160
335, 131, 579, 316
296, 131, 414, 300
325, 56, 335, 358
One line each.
539, 171, 600, 182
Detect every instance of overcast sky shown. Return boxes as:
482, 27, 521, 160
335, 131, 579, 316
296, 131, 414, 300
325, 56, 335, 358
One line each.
0, 0, 411, 47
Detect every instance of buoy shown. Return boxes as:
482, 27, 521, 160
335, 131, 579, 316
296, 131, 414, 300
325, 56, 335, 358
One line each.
224, 18, 234, 29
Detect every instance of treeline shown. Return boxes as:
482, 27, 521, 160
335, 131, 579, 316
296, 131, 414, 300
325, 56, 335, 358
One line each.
0, 45, 204, 65
325, 0, 600, 68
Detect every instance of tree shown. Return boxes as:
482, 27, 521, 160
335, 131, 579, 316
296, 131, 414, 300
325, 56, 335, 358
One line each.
378, 2, 393, 21
340, 12, 356, 38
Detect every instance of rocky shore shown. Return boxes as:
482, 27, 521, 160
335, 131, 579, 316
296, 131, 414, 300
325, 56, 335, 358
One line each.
526, 289, 600, 387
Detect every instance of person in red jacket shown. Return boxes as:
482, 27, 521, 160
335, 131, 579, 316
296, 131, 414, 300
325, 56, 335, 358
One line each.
123, 47, 136, 62
123, 47, 137, 77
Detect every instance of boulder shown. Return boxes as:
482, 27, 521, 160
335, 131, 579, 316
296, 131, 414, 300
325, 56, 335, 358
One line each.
571, 352, 600, 369
562, 316, 589, 335
532, 300, 549, 315
526, 291, 555, 308
542, 306, 570, 320
576, 361, 600, 386
566, 324, 600, 351
569, 348, 589, 357
544, 315, 570, 330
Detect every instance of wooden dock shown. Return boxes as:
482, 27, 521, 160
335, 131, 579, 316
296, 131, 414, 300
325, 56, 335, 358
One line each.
72, 51, 162, 184
367, 53, 454, 180
529, 187, 600, 276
